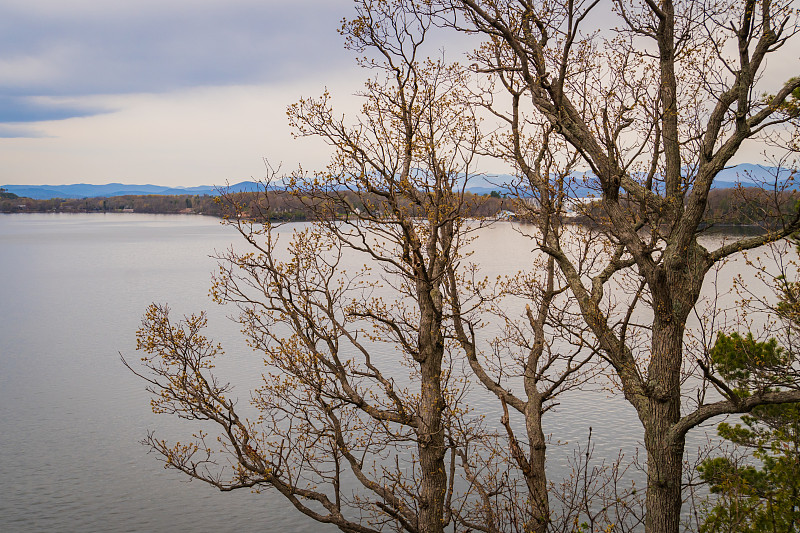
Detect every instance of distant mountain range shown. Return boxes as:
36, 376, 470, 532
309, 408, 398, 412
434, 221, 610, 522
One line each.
0, 181, 263, 200
2, 164, 794, 200
464, 163, 796, 196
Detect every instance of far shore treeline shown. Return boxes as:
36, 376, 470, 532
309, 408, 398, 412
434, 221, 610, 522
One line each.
0, 189, 512, 221
0, 186, 796, 227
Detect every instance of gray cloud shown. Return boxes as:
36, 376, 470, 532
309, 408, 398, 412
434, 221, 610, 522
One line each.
0, 123, 47, 138
0, 95, 112, 122
0, 1, 353, 122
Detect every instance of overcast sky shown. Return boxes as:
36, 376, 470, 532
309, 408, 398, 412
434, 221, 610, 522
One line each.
0, 0, 371, 186
1, 1, 798, 187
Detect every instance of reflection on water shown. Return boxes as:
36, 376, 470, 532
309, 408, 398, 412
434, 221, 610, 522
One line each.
0, 214, 790, 532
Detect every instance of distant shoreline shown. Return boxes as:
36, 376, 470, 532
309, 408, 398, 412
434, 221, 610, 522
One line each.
1, 185, 794, 228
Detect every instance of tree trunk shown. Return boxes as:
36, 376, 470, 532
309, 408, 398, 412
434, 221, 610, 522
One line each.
418, 356, 446, 533
525, 396, 549, 533
643, 320, 685, 533
417, 281, 447, 533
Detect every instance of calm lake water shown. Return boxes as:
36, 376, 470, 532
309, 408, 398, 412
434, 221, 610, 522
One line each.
0, 213, 786, 532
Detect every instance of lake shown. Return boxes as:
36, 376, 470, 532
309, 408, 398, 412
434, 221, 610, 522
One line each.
0, 213, 787, 532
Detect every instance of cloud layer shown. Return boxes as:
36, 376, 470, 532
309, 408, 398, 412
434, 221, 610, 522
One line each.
2, 1, 796, 187
1, 0, 352, 123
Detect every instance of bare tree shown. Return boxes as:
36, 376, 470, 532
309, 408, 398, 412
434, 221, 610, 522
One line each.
127, 2, 486, 532
444, 123, 644, 532
127, 1, 800, 531
441, 1, 800, 532
126, 1, 648, 531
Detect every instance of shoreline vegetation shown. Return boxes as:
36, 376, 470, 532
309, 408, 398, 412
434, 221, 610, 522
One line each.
0, 189, 512, 221
0, 186, 796, 228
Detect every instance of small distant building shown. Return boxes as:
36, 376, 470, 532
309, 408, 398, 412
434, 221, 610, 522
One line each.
495, 210, 517, 221
564, 197, 596, 217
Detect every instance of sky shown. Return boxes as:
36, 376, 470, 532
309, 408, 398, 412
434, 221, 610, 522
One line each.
0, 0, 367, 187
1, 1, 798, 188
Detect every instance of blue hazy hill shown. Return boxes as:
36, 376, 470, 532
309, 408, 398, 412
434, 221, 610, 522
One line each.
1, 181, 262, 200
467, 164, 795, 197
3, 164, 794, 200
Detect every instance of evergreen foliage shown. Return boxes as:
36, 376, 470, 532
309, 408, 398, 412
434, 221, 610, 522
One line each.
699, 237, 800, 533
699, 402, 800, 533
